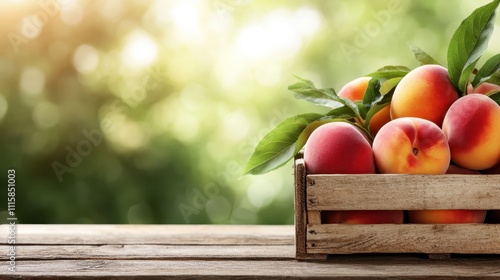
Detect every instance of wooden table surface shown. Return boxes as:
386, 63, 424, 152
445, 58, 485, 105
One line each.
1, 224, 500, 279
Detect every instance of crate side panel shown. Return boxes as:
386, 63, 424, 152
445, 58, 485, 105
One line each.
307, 174, 500, 210
307, 224, 500, 254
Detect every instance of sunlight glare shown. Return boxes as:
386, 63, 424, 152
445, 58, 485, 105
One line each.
121, 30, 158, 69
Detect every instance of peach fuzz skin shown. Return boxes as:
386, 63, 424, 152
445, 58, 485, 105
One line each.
390, 64, 459, 127
468, 82, 500, 95
372, 117, 450, 174
337, 77, 391, 136
304, 122, 375, 174
323, 210, 403, 224
304, 122, 404, 224
442, 94, 500, 170
408, 165, 487, 224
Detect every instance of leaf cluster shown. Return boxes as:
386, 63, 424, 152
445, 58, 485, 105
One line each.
244, 1, 500, 175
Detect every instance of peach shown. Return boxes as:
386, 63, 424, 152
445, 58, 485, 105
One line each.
407, 165, 487, 224
480, 163, 500, 174
408, 210, 486, 224
442, 94, 500, 170
323, 210, 403, 224
390, 65, 459, 127
304, 122, 403, 224
337, 77, 391, 136
368, 104, 391, 136
304, 122, 375, 174
372, 117, 450, 174
472, 82, 500, 95
338, 77, 371, 101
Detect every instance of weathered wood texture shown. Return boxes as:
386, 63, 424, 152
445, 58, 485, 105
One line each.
294, 154, 500, 260
1, 225, 500, 279
307, 174, 500, 210
307, 224, 500, 254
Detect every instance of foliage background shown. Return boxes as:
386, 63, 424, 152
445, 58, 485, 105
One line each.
0, 0, 498, 224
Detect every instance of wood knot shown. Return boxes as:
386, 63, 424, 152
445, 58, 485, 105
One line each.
308, 230, 317, 235
307, 178, 315, 186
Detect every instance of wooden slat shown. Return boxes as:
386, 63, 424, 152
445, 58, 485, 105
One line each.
0, 245, 294, 260
307, 224, 500, 254
307, 174, 500, 210
0, 225, 294, 245
294, 158, 307, 257
0, 257, 500, 279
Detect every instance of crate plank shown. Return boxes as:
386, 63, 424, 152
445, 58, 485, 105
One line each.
307, 224, 500, 254
307, 174, 500, 210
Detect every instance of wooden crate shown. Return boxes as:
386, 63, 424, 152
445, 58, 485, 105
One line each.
294, 154, 500, 261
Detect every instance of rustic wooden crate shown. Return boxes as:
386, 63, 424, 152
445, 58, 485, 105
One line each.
294, 154, 500, 261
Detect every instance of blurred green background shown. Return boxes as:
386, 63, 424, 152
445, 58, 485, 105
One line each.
0, 0, 498, 224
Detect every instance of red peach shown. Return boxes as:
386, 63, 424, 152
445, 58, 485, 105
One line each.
408, 165, 487, 224
323, 210, 404, 224
442, 94, 500, 170
304, 122, 375, 174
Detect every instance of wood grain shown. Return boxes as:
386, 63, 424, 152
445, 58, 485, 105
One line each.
294, 158, 307, 256
1, 225, 500, 279
0, 224, 294, 245
0, 245, 294, 260
307, 174, 500, 210
307, 224, 500, 254
1, 257, 500, 279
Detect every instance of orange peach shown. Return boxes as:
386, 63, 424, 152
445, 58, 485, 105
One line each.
442, 94, 500, 170
368, 104, 391, 136
337, 77, 371, 101
323, 210, 403, 224
304, 122, 375, 174
372, 117, 450, 174
408, 210, 486, 224
391, 65, 459, 127
337, 77, 391, 136
408, 165, 487, 224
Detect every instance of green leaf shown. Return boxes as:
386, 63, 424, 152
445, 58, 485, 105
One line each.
447, 0, 500, 95
407, 43, 441, 65
325, 105, 359, 119
361, 78, 382, 118
243, 113, 323, 175
487, 90, 500, 105
367, 65, 410, 81
288, 76, 342, 108
472, 54, 500, 86
379, 77, 403, 95
484, 71, 500, 85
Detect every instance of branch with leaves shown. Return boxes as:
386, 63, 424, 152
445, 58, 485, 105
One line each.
244, 0, 500, 176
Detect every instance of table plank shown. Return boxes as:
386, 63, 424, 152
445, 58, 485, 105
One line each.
0, 245, 295, 260
1, 225, 500, 279
1, 257, 500, 279
0, 224, 294, 245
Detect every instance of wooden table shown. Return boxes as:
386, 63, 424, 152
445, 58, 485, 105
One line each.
1, 224, 500, 279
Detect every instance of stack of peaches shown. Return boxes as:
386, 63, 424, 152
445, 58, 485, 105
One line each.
304, 64, 500, 224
